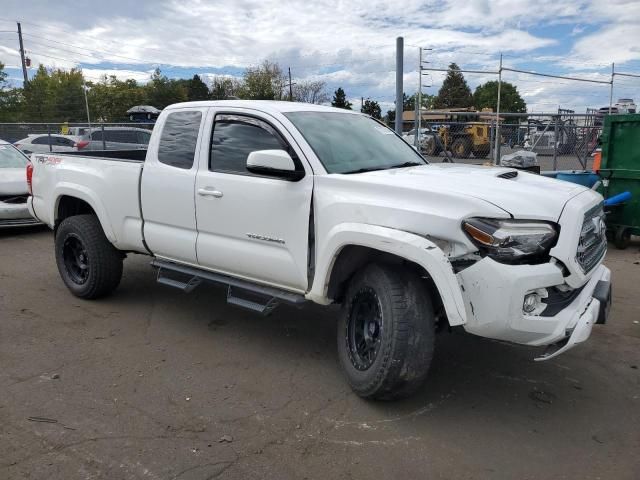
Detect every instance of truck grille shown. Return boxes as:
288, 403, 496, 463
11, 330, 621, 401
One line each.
576, 203, 607, 273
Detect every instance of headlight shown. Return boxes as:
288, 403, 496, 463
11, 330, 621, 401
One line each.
462, 217, 558, 262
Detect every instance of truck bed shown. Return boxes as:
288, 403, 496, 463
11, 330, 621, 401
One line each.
29, 152, 147, 253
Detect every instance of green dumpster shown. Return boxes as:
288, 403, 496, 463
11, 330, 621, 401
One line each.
599, 114, 640, 249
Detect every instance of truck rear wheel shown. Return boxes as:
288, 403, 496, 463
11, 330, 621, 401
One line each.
423, 135, 442, 156
337, 263, 435, 400
451, 138, 471, 158
55, 215, 123, 299
473, 146, 490, 159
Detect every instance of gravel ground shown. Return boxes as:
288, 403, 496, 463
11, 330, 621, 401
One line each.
1, 227, 639, 480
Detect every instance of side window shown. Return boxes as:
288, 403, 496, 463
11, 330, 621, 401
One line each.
104, 131, 121, 143
158, 111, 202, 169
210, 115, 287, 174
137, 130, 151, 145
122, 131, 139, 144
32, 136, 51, 145
57, 137, 74, 146
91, 131, 103, 141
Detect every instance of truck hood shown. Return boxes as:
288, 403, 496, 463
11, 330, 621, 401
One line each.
346, 163, 588, 221
0, 168, 28, 196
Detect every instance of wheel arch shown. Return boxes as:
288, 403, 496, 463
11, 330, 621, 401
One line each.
53, 187, 116, 243
309, 224, 467, 326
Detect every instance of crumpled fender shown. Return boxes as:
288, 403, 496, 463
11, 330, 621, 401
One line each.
308, 223, 467, 326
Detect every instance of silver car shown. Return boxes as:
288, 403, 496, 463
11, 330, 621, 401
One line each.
0, 140, 40, 228
81, 127, 152, 150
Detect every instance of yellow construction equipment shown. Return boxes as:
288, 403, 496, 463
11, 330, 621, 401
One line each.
422, 109, 492, 159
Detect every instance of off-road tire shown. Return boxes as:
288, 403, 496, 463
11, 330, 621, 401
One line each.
55, 214, 123, 299
473, 146, 490, 159
613, 227, 631, 250
423, 135, 442, 156
451, 138, 472, 158
337, 263, 436, 400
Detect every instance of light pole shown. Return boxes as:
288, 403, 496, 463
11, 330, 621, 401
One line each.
83, 84, 91, 133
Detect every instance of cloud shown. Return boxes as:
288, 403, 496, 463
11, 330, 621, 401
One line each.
571, 23, 640, 65
0, 0, 638, 113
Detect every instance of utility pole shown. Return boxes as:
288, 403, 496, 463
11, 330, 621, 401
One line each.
361, 96, 364, 112
83, 84, 91, 133
494, 53, 503, 165
417, 47, 422, 147
394, 36, 403, 134
416, 47, 432, 149
288, 67, 293, 101
17, 22, 28, 85
608, 63, 615, 114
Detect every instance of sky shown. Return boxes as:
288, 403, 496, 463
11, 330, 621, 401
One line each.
0, 0, 639, 113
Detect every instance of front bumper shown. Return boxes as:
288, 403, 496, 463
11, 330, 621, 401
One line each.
457, 257, 611, 359
0, 202, 41, 228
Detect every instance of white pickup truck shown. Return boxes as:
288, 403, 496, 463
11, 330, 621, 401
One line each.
28, 101, 612, 400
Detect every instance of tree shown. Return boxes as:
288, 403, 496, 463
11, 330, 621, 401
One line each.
209, 76, 242, 99
21, 66, 86, 122
88, 75, 147, 122
0, 62, 7, 89
385, 109, 396, 124
238, 61, 285, 100
0, 62, 23, 122
434, 63, 473, 109
187, 74, 210, 101
406, 92, 436, 110
331, 87, 352, 109
145, 68, 188, 109
293, 80, 329, 104
361, 98, 381, 119
473, 80, 526, 114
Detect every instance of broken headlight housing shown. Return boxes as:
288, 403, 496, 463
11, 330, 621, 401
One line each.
462, 218, 559, 263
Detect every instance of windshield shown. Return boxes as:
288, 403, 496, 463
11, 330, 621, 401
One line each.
0, 144, 28, 168
285, 112, 426, 174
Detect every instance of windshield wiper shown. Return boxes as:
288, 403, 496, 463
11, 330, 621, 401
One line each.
388, 161, 425, 169
341, 166, 388, 174
341, 161, 425, 175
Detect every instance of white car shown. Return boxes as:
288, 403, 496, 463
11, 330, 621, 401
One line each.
401, 127, 432, 146
0, 140, 40, 227
28, 101, 611, 400
614, 98, 636, 114
14, 134, 87, 155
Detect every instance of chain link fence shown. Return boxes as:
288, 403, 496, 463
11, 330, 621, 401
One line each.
0, 122, 155, 154
1, 112, 603, 172
398, 110, 603, 171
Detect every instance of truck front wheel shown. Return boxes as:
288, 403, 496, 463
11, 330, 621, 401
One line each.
337, 263, 435, 400
55, 214, 123, 299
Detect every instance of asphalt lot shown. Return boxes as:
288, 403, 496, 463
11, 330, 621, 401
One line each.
1, 226, 639, 480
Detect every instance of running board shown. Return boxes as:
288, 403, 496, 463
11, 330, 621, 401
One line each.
227, 286, 279, 315
157, 270, 202, 293
151, 259, 306, 310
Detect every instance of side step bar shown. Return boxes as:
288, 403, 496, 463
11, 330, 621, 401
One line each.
151, 259, 306, 315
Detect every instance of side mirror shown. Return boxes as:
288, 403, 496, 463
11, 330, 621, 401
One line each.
246, 149, 304, 181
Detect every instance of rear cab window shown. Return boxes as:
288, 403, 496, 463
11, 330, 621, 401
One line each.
157, 111, 203, 169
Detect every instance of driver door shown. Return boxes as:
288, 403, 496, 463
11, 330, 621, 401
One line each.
195, 111, 312, 292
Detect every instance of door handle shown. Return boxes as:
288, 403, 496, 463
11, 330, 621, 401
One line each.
198, 188, 223, 198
